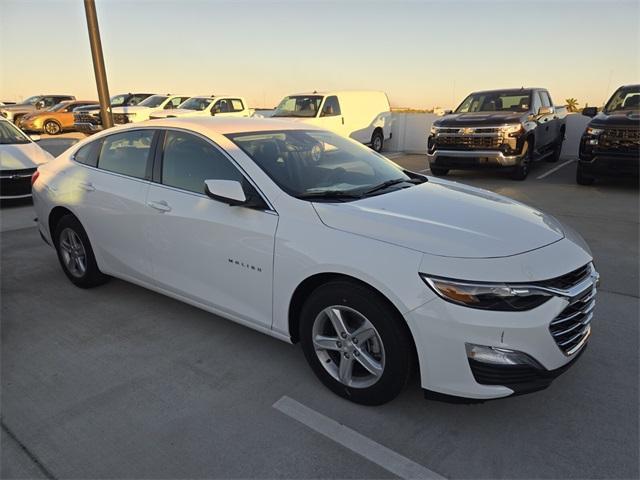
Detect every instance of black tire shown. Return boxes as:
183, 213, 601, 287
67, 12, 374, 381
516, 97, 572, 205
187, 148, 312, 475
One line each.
53, 214, 109, 288
44, 120, 61, 135
12, 114, 23, 126
511, 139, 532, 180
299, 280, 414, 405
547, 130, 564, 163
576, 163, 595, 186
370, 130, 384, 153
430, 166, 449, 176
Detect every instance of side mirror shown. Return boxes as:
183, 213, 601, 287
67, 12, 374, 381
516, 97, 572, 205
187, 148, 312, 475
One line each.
29, 134, 41, 142
582, 106, 597, 117
204, 179, 247, 206
537, 106, 554, 116
444, 109, 453, 115
35, 101, 45, 110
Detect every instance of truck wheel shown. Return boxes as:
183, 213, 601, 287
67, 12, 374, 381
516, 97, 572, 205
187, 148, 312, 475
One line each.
576, 163, 595, 186
44, 120, 61, 135
371, 130, 384, 152
511, 140, 532, 180
430, 166, 449, 176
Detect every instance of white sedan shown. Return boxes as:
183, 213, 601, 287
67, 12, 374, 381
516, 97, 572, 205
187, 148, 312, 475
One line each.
1, 118, 53, 199
32, 118, 598, 405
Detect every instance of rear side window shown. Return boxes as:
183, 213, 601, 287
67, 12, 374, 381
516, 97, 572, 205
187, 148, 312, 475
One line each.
539, 91, 552, 108
73, 141, 100, 167
97, 130, 154, 179
161, 130, 243, 194
230, 99, 244, 112
320, 96, 341, 117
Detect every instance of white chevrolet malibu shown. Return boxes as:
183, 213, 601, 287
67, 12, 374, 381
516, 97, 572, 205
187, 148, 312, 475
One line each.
32, 118, 598, 405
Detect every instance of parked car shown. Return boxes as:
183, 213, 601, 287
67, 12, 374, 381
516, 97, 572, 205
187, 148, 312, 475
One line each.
0, 118, 54, 199
17, 100, 98, 135
32, 117, 598, 405
428, 88, 567, 180
148, 95, 250, 119
111, 94, 191, 125
0, 95, 76, 125
271, 91, 392, 152
73, 93, 155, 134
577, 84, 640, 185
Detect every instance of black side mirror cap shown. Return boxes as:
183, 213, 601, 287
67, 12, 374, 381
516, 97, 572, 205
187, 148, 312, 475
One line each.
582, 107, 598, 118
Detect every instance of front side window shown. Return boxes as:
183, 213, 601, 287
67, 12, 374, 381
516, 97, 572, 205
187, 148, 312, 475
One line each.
161, 130, 243, 194
539, 91, 552, 108
139, 95, 168, 108
604, 85, 640, 113
97, 130, 154, 179
272, 95, 323, 118
180, 97, 213, 111
0, 120, 30, 145
213, 99, 230, 114
110, 95, 126, 107
227, 130, 413, 199
166, 97, 187, 109
320, 96, 341, 117
456, 91, 532, 113
127, 94, 151, 106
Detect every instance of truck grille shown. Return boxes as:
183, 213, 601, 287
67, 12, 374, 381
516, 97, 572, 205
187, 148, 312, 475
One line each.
549, 264, 597, 356
113, 113, 129, 124
74, 112, 102, 125
434, 134, 502, 150
599, 127, 640, 154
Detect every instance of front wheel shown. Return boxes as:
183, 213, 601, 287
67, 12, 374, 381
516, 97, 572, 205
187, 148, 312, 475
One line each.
370, 130, 384, 153
54, 215, 109, 288
300, 281, 414, 405
511, 140, 532, 180
44, 120, 61, 135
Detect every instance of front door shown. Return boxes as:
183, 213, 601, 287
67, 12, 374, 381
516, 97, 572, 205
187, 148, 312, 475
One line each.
145, 129, 278, 327
317, 96, 346, 137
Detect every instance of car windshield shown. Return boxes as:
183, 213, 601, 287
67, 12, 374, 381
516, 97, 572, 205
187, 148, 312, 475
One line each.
180, 97, 213, 111
456, 91, 532, 113
227, 129, 421, 200
110, 95, 127, 106
604, 86, 640, 113
23, 96, 42, 105
0, 121, 31, 144
272, 96, 323, 118
139, 95, 168, 108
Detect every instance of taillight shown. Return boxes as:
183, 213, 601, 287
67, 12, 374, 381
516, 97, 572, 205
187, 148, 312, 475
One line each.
31, 169, 40, 186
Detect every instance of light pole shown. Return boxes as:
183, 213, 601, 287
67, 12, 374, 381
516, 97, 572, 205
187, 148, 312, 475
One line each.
83, 0, 113, 129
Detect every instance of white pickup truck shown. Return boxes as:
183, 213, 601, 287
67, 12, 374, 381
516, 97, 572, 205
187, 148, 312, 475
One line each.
149, 95, 251, 119
111, 94, 191, 125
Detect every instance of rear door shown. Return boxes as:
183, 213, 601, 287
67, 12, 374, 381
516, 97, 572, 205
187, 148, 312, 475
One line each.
144, 129, 278, 327
72, 129, 157, 283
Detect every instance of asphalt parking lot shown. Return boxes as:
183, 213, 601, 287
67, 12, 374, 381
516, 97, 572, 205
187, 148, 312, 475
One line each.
1, 151, 638, 479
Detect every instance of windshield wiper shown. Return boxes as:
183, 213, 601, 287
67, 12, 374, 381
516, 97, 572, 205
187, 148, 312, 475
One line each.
360, 178, 420, 197
296, 190, 363, 201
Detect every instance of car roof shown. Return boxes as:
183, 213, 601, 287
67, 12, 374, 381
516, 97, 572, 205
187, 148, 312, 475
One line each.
288, 90, 385, 96
134, 117, 322, 135
469, 88, 542, 95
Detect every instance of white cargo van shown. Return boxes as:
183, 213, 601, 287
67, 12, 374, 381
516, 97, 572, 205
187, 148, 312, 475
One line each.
271, 91, 392, 152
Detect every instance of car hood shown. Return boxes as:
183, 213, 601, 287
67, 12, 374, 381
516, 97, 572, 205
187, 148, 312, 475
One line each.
312, 179, 565, 258
0, 142, 53, 170
1, 104, 35, 113
590, 110, 640, 128
150, 108, 202, 118
111, 105, 151, 114
435, 112, 525, 127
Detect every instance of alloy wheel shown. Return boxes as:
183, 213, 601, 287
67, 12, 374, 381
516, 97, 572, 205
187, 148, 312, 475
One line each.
59, 228, 87, 278
312, 305, 385, 388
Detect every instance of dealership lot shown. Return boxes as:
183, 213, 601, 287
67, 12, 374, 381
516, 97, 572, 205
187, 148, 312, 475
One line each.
1, 153, 638, 478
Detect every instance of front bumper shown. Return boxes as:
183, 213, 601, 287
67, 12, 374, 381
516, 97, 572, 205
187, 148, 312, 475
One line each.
578, 153, 639, 176
427, 149, 523, 169
74, 122, 103, 134
0, 168, 36, 199
405, 266, 597, 400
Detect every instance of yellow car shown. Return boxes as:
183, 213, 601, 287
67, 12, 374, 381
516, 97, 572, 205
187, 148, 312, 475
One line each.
18, 100, 97, 135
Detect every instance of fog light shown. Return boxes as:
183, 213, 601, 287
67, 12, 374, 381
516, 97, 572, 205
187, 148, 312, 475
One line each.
588, 138, 598, 145
465, 343, 542, 368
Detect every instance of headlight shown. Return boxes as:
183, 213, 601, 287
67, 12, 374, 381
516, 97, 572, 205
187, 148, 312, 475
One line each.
586, 127, 604, 136
430, 125, 440, 135
500, 124, 523, 137
420, 274, 551, 311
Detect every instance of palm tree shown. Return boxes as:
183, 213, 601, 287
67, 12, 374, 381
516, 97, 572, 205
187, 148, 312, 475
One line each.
565, 98, 579, 112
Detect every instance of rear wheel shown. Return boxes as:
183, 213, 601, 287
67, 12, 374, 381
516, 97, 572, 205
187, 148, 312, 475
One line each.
576, 163, 595, 185
54, 215, 109, 288
511, 139, 532, 180
371, 130, 384, 152
430, 166, 449, 176
300, 281, 414, 405
44, 120, 61, 135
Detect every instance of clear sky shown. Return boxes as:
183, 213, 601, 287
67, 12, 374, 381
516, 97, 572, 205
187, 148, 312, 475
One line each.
1, 0, 638, 109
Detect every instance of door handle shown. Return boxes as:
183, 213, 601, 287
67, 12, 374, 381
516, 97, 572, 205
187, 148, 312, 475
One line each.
79, 182, 95, 192
341, 117, 344, 125
147, 200, 172, 212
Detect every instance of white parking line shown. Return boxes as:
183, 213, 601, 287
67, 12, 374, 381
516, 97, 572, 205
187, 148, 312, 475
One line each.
384, 152, 404, 159
537, 159, 575, 180
273, 396, 446, 480
420, 168, 431, 173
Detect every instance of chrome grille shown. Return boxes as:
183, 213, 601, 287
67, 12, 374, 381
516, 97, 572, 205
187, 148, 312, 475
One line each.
599, 127, 640, 153
549, 264, 598, 356
74, 112, 101, 125
113, 113, 129, 124
434, 134, 502, 150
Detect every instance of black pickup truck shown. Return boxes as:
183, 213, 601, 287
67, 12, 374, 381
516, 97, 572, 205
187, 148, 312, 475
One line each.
73, 92, 154, 134
427, 88, 567, 180
577, 84, 640, 185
